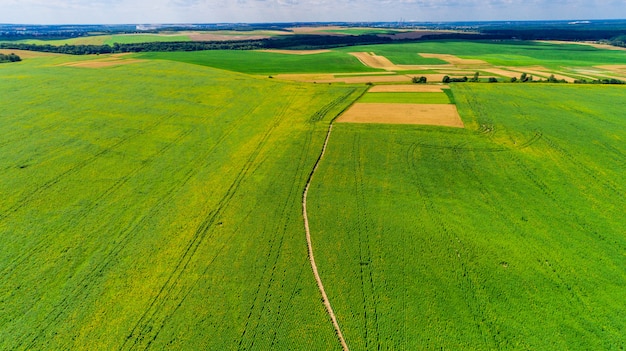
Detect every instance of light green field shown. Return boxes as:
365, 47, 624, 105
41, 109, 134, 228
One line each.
135, 50, 382, 74
359, 92, 451, 104
309, 84, 626, 350
134, 41, 626, 80
1, 41, 626, 350
0, 55, 365, 350
338, 40, 626, 67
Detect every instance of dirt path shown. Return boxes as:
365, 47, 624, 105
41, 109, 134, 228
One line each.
302, 124, 350, 351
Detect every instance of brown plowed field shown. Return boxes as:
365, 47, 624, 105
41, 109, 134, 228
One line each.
419, 53, 488, 66
537, 40, 626, 51
0, 49, 61, 58
481, 68, 520, 78
508, 66, 577, 82
350, 52, 397, 70
337, 103, 464, 127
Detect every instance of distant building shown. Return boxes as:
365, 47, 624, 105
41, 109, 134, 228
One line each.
136, 24, 160, 31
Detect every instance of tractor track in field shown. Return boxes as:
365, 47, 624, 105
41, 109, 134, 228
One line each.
302, 123, 350, 351
0, 110, 181, 222
123, 91, 299, 350
11, 103, 247, 349
352, 133, 381, 350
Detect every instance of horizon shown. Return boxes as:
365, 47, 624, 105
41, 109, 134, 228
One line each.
2, 19, 625, 27
3, 0, 626, 25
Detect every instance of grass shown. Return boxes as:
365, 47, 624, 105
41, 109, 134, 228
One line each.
134, 50, 383, 74
359, 92, 451, 104
2, 40, 626, 350
0, 55, 366, 350
309, 84, 626, 350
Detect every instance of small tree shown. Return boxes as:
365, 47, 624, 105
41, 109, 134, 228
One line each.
442, 75, 450, 84
520, 73, 529, 82
511, 77, 518, 83
470, 71, 480, 82
488, 77, 498, 83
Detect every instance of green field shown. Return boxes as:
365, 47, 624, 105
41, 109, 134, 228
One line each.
135, 50, 382, 74
309, 84, 626, 349
0, 55, 365, 350
132, 40, 626, 77
1, 40, 626, 350
338, 40, 626, 67
359, 92, 451, 104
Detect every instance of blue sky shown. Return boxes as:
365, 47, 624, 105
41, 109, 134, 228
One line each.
2, 0, 625, 24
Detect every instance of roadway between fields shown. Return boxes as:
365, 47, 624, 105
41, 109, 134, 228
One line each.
302, 124, 350, 351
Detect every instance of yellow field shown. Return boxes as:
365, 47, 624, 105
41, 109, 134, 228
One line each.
337, 103, 464, 127
368, 85, 449, 92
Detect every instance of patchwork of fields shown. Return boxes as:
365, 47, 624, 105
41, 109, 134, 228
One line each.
1, 40, 626, 350
135, 40, 626, 84
338, 86, 464, 127
310, 84, 626, 349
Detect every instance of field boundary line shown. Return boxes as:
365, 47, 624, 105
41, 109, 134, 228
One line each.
302, 123, 350, 351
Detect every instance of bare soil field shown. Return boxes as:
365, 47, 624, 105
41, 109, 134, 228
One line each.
508, 66, 577, 82
275, 73, 465, 84
481, 68, 520, 78
337, 103, 464, 127
350, 52, 398, 70
272, 73, 413, 84
537, 40, 626, 51
595, 65, 626, 79
368, 85, 449, 93
0, 49, 61, 58
419, 53, 488, 66
350, 52, 453, 71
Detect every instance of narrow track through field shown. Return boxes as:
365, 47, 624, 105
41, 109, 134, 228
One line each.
302, 124, 350, 351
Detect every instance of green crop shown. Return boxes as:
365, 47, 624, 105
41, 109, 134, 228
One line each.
339, 40, 626, 68
0, 56, 365, 350
309, 84, 626, 350
134, 50, 383, 74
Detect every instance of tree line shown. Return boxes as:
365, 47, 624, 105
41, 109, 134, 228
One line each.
0, 53, 21, 63
0, 40, 267, 55
437, 71, 624, 85
0, 34, 394, 55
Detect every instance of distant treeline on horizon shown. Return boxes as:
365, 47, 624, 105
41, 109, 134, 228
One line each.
1, 20, 626, 54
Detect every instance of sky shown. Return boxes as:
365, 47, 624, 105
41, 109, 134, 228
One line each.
2, 0, 626, 24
